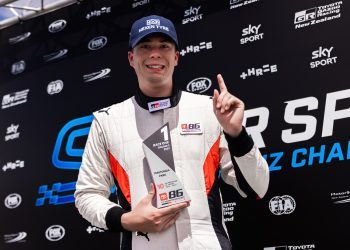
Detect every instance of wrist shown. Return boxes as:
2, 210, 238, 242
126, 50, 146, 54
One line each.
223, 125, 242, 138
121, 211, 133, 231
105, 206, 129, 232
224, 126, 254, 157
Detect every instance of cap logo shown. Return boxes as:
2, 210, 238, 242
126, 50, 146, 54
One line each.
130, 15, 177, 48
139, 20, 170, 33
146, 19, 160, 25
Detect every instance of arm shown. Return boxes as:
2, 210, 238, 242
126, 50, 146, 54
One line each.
74, 118, 123, 230
213, 74, 269, 198
220, 128, 269, 198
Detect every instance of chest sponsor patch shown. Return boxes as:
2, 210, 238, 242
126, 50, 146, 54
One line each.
147, 98, 171, 112
180, 122, 203, 134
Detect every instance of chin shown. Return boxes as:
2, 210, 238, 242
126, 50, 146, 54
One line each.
148, 76, 165, 84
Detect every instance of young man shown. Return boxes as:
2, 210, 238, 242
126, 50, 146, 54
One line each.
75, 15, 269, 250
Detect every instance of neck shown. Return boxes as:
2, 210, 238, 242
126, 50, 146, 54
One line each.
134, 84, 182, 112
138, 79, 173, 97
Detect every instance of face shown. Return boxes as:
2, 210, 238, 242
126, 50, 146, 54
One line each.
128, 34, 179, 94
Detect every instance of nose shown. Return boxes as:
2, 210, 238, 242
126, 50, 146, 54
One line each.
149, 47, 161, 59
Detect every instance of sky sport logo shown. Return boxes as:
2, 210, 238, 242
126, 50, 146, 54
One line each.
240, 24, 264, 45
310, 46, 337, 69
269, 195, 296, 215
132, 0, 150, 8
294, 1, 342, 29
5, 124, 20, 141
183, 6, 203, 25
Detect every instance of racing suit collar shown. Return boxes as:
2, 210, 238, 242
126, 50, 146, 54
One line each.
134, 84, 182, 112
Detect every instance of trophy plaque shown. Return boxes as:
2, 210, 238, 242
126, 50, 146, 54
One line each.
143, 123, 190, 208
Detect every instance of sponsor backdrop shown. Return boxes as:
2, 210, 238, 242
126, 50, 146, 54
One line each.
0, 0, 349, 249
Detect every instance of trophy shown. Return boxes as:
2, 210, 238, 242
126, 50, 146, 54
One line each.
143, 123, 190, 208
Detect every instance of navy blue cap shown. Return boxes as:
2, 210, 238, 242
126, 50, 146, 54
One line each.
129, 15, 178, 49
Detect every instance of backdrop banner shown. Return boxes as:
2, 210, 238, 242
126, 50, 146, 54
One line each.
0, 0, 349, 249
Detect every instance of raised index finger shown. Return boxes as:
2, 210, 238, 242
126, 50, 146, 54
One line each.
217, 74, 227, 93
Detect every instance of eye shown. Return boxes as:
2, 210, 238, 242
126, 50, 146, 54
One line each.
139, 44, 151, 49
160, 43, 171, 49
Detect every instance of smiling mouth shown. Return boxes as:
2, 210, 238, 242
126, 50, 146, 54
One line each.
146, 64, 165, 69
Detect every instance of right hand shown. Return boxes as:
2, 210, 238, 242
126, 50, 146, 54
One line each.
121, 183, 190, 233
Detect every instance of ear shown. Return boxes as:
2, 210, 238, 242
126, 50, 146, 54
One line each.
128, 51, 134, 68
174, 51, 179, 66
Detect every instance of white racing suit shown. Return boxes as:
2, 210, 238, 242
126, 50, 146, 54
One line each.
75, 89, 269, 250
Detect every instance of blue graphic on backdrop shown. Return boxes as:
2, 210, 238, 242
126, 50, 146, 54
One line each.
36, 115, 93, 206
36, 182, 76, 206
52, 115, 93, 170
35, 182, 117, 206
37, 115, 117, 206
263, 140, 350, 171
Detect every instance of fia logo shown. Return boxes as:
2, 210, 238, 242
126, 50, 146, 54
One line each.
269, 195, 296, 215
11, 60, 26, 75
47, 80, 64, 95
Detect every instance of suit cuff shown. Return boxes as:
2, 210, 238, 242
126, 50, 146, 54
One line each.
224, 126, 254, 157
105, 206, 128, 232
